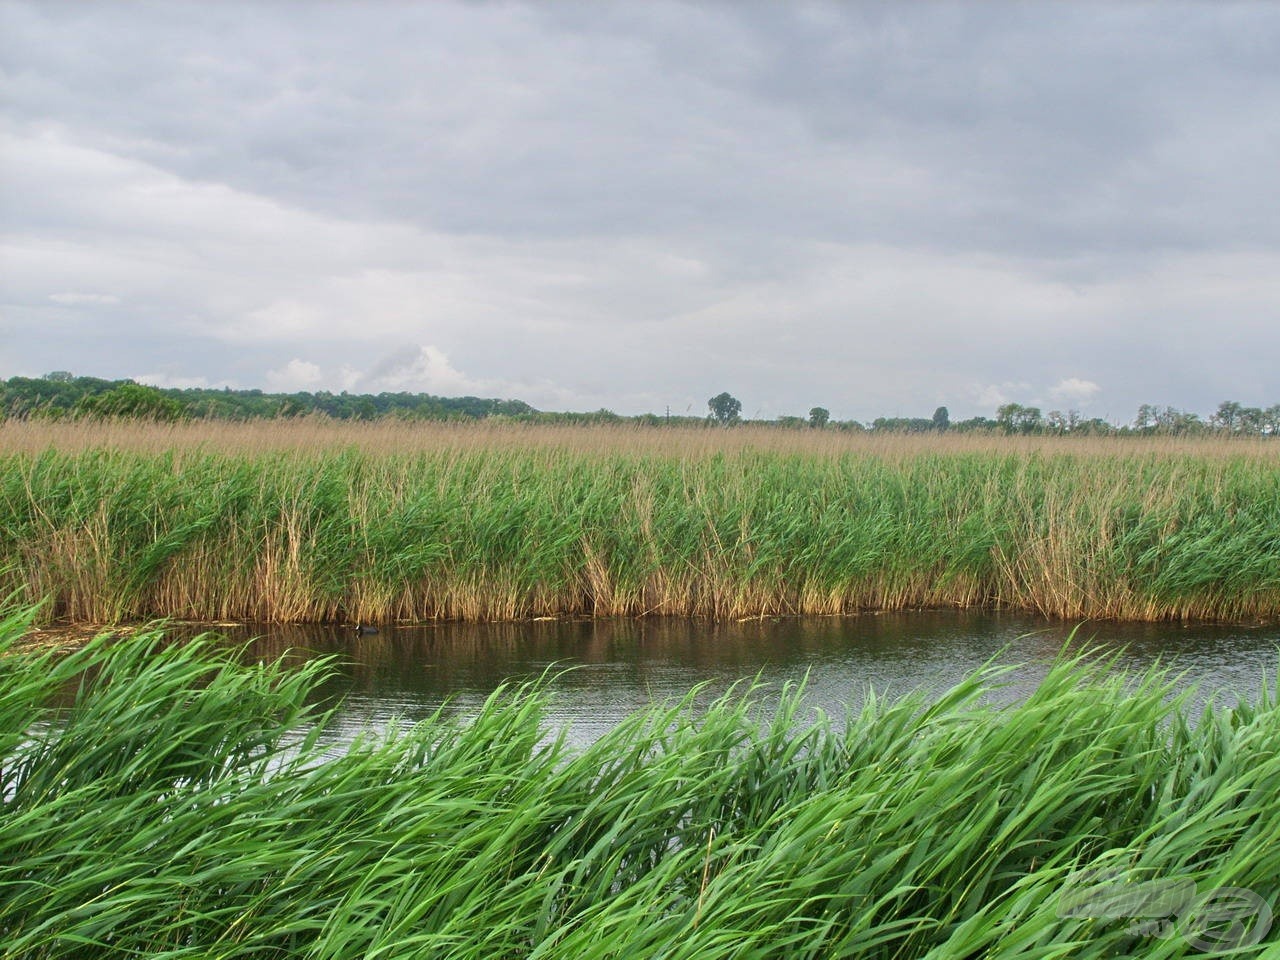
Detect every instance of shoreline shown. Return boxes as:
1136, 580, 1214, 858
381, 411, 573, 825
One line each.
14, 603, 1278, 657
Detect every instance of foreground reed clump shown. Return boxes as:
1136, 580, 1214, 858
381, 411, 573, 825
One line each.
1, 607, 1277, 957
1, 419, 1279, 624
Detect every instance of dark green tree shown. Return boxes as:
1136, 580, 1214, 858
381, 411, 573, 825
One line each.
708, 392, 742, 426
1213, 401, 1243, 432
872, 416, 934, 433
808, 407, 830, 429
1239, 406, 1265, 436
931, 406, 949, 431
1264, 405, 1280, 437
996, 403, 1043, 434
1135, 405, 1203, 435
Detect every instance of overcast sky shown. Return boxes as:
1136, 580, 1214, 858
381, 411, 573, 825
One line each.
2, 1, 1277, 421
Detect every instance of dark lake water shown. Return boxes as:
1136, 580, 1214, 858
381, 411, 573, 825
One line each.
224, 611, 1280, 748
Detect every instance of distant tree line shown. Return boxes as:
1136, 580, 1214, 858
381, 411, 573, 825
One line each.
738, 392, 1279, 437
0, 374, 535, 422
986, 401, 1280, 437
2, 374, 1277, 437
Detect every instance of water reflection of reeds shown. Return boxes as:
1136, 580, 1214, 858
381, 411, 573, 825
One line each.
202, 612, 1280, 739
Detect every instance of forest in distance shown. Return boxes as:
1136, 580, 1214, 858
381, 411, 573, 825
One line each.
3, 372, 1279, 437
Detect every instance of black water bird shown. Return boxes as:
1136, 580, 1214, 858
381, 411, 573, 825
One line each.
354, 623, 379, 636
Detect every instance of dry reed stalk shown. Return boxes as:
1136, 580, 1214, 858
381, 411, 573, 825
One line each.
3, 417, 1279, 461
2, 422, 1278, 624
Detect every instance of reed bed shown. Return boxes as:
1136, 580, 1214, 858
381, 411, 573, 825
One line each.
1, 607, 1277, 958
6, 416, 1280, 460
1, 421, 1279, 624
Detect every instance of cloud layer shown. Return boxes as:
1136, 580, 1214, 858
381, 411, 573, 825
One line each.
3, 1, 1277, 420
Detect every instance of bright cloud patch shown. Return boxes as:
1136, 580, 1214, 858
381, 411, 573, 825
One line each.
973, 382, 1032, 409
266, 359, 324, 391
360, 344, 476, 395
253, 345, 581, 410
1050, 378, 1102, 405
134, 372, 216, 390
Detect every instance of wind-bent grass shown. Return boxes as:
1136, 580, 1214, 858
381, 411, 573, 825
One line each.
2, 420, 1279, 624
1, 608, 1277, 957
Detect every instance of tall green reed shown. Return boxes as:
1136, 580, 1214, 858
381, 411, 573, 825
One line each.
1, 443, 1278, 624
1, 607, 1277, 957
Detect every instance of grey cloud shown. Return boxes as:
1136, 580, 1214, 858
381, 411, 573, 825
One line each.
12, 0, 1272, 255
2, 1, 1278, 421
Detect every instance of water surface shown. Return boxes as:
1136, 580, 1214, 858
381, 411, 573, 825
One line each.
223, 611, 1280, 747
